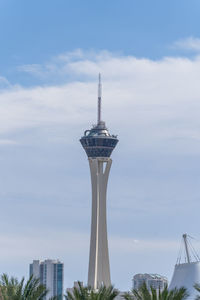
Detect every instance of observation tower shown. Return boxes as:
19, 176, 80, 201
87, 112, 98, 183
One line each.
80, 74, 118, 289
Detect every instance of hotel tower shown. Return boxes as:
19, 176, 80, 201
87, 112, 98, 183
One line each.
80, 74, 118, 289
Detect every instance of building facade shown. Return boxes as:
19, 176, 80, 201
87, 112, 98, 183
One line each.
133, 273, 168, 291
30, 259, 63, 299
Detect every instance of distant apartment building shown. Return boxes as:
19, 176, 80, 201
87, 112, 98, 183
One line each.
133, 273, 168, 291
66, 281, 83, 295
30, 259, 64, 300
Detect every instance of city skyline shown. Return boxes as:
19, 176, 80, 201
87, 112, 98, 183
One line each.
1, 0, 200, 291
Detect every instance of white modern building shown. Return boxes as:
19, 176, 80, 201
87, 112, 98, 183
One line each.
80, 74, 118, 289
30, 259, 64, 299
133, 273, 168, 291
169, 234, 200, 299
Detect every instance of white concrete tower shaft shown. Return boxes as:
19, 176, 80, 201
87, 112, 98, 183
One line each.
88, 157, 111, 289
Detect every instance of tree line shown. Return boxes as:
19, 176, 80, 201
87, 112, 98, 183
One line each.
0, 274, 199, 300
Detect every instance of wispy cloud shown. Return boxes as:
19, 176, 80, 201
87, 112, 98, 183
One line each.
2, 49, 200, 154
0, 139, 17, 145
173, 36, 200, 52
0, 76, 12, 89
17, 49, 114, 82
18, 64, 45, 79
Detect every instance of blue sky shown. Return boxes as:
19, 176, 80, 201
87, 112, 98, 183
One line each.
1, 0, 200, 292
1, 0, 200, 81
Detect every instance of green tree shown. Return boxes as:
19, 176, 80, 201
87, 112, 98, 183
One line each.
65, 281, 119, 300
194, 283, 200, 300
123, 282, 188, 300
0, 274, 48, 300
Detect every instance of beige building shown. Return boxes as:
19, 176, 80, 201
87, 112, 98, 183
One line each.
133, 273, 168, 291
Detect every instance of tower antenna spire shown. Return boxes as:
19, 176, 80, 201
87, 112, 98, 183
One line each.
98, 73, 102, 124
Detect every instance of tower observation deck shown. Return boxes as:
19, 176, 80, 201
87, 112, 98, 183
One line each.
80, 121, 118, 158
80, 74, 118, 158
80, 74, 118, 289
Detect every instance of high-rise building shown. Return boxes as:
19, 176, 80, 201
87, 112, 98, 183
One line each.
133, 273, 168, 291
80, 74, 118, 289
30, 259, 63, 299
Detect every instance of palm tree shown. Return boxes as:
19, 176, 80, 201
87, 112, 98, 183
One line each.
0, 274, 48, 300
90, 285, 119, 300
0, 274, 20, 300
66, 282, 89, 300
123, 282, 188, 300
194, 283, 200, 300
65, 281, 119, 300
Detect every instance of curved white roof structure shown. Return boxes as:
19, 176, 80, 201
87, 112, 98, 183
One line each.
169, 261, 200, 298
169, 234, 200, 299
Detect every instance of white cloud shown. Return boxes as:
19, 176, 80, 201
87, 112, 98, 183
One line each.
0, 139, 17, 145
110, 236, 179, 253
18, 64, 45, 78
0, 76, 12, 89
0, 231, 180, 259
173, 36, 200, 52
1, 50, 200, 154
